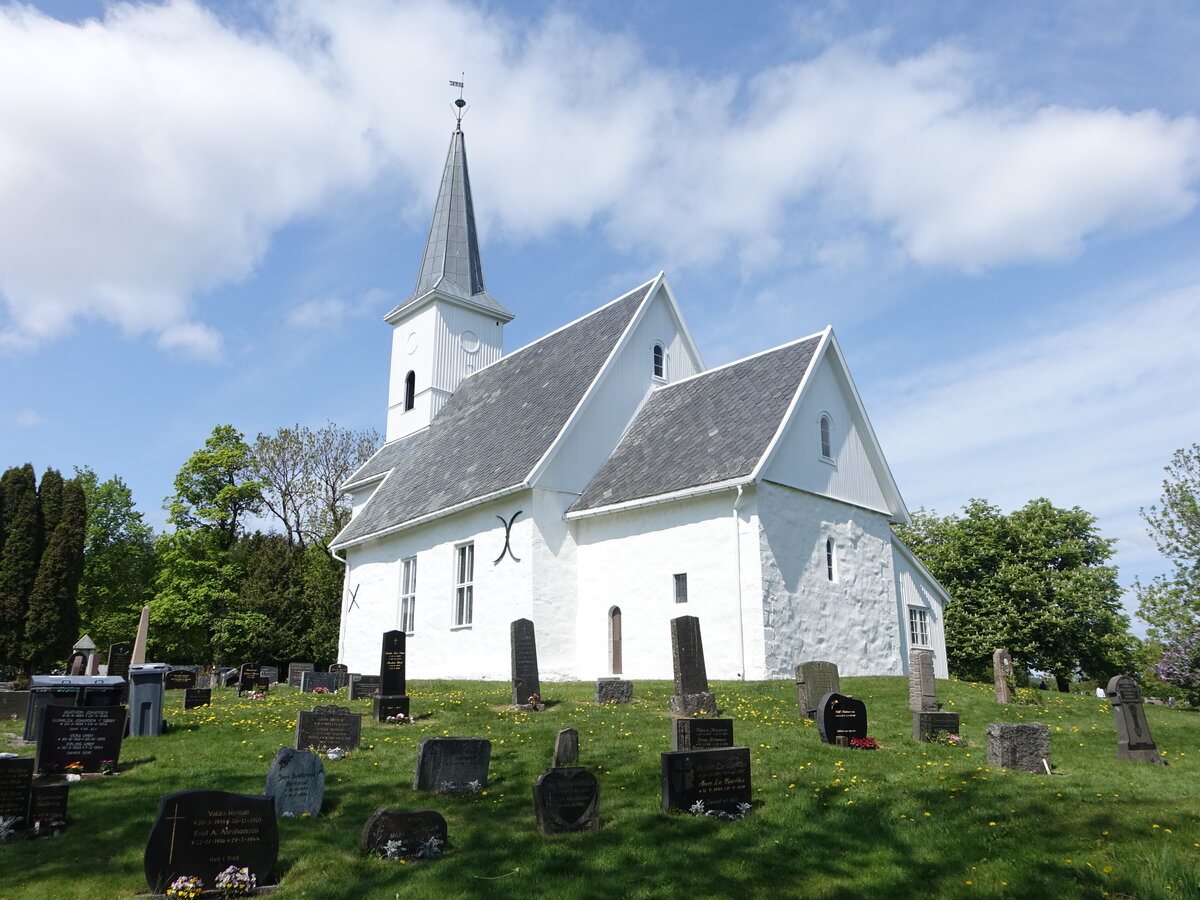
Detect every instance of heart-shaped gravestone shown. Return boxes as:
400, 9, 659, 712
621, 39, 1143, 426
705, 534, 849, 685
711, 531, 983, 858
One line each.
532, 767, 600, 834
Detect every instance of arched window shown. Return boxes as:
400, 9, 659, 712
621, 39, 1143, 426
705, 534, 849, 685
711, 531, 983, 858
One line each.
652, 343, 665, 379
819, 413, 832, 459
826, 538, 836, 581
404, 371, 416, 411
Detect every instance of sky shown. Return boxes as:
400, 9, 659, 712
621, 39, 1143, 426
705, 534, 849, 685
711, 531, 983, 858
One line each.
1, 0, 1198, 632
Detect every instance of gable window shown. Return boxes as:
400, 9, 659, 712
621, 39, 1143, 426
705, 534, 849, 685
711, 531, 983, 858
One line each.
652, 342, 666, 379
909, 607, 930, 647
453, 542, 474, 626
399, 556, 417, 633
404, 371, 416, 411
674, 573, 688, 603
819, 413, 833, 460
825, 538, 836, 581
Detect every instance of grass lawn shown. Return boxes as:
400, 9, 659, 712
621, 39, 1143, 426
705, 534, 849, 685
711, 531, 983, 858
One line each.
1, 676, 1198, 899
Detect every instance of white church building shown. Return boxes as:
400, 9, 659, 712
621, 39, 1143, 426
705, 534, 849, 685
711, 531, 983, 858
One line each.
331, 120, 950, 682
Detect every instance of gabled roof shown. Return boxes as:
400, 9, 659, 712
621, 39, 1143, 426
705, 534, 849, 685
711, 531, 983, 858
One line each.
332, 280, 654, 549
568, 336, 821, 515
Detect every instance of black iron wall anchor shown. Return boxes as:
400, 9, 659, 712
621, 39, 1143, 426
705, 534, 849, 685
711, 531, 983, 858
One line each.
494, 510, 523, 564
347, 584, 361, 611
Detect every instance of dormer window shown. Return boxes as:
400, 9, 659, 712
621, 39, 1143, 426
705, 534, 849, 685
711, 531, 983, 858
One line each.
819, 413, 833, 460
652, 343, 666, 379
404, 371, 416, 411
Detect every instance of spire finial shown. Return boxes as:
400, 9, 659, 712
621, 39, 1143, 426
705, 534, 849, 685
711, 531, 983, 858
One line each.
450, 74, 467, 130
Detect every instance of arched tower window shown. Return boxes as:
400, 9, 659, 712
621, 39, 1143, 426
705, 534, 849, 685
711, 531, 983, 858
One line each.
826, 538, 836, 581
652, 343, 665, 379
819, 413, 832, 460
404, 371, 416, 412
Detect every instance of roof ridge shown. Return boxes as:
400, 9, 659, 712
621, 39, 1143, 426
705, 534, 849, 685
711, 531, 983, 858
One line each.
651, 330, 826, 391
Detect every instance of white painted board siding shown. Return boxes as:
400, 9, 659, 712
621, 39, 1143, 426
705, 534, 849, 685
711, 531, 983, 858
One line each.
893, 542, 950, 678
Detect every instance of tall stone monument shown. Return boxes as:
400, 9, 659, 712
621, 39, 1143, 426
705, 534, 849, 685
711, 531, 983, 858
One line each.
668, 616, 717, 717
993, 649, 1014, 704
131, 605, 151, 666
908, 649, 938, 712
1107, 675, 1159, 761
795, 661, 840, 719
511, 619, 541, 708
374, 630, 410, 721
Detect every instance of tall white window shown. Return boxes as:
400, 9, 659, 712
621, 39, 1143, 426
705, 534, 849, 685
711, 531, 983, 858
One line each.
825, 538, 836, 581
399, 556, 417, 633
454, 543, 474, 626
909, 608, 929, 647
819, 413, 833, 460
674, 573, 688, 603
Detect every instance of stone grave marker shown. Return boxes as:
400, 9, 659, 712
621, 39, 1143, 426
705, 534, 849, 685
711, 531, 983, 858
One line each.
816, 693, 867, 745
0, 756, 34, 827
361, 808, 447, 859
993, 649, 1015, 703
986, 722, 1050, 770
22, 685, 80, 742
300, 671, 345, 693
253, 676, 271, 692
66, 651, 87, 676
329, 663, 349, 674
106, 643, 132, 682
913, 711, 961, 742
595, 678, 633, 705
260, 666, 279, 685
795, 661, 840, 719
672, 717, 735, 751
238, 663, 261, 696
29, 783, 68, 830
908, 649, 938, 712
413, 737, 491, 793
1107, 675, 1159, 761
164, 669, 196, 690
288, 662, 314, 688
511, 619, 541, 707
264, 747, 324, 818
350, 675, 382, 701
294, 705, 362, 752
660, 746, 752, 815
533, 767, 600, 834
35, 705, 125, 773
553, 728, 579, 767
374, 630, 410, 721
668, 616, 717, 716
0, 691, 29, 720
143, 790, 278, 893
131, 605, 150, 665
183, 689, 212, 710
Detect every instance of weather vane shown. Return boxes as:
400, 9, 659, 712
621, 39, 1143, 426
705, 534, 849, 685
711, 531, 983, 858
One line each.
450, 73, 467, 127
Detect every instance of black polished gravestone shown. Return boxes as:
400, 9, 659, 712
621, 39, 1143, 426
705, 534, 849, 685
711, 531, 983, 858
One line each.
374, 630, 410, 722
29, 783, 69, 829
294, 705, 362, 752
288, 662, 314, 688
350, 675, 382, 701
237, 663, 261, 696
668, 616, 717, 716
660, 747, 752, 815
183, 688, 212, 710
106, 642, 133, 681
329, 663, 349, 674
22, 686, 79, 742
35, 705, 126, 773
817, 693, 867, 745
143, 790, 279, 893
672, 717, 735, 751
1108, 675, 1160, 761
413, 737, 491, 793
0, 756, 35, 826
533, 767, 600, 834
264, 747, 324, 818
361, 808, 448, 859
511, 619, 541, 707
164, 669, 196, 690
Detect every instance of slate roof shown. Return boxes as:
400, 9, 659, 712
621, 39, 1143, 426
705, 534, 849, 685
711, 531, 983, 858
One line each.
569, 336, 821, 513
332, 282, 653, 547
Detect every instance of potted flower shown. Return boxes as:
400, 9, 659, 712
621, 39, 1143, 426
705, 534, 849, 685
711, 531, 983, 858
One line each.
165, 874, 203, 898
214, 865, 256, 896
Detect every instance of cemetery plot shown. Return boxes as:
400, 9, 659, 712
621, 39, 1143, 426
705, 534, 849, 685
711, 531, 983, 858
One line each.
661, 747, 752, 815
413, 737, 490, 793
294, 706, 363, 752
532, 767, 600, 834
361, 809, 447, 860
35, 705, 126, 773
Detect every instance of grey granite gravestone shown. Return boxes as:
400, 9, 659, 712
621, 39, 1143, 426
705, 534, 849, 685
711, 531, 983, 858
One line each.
660, 746, 752, 815
1107, 675, 1159, 761
913, 711, 961, 742
35, 705, 125, 773
288, 662, 314, 688
511, 619, 541, 707
795, 661, 840, 719
0, 691, 29, 720
361, 808, 447, 859
909, 649, 938, 712
816, 693, 867, 745
986, 722, 1050, 770
143, 790, 278, 892
993, 649, 1014, 703
106, 643, 132, 682
264, 747, 324, 818
183, 688, 212, 710
260, 666, 279, 685
533, 767, 600, 834
374, 630, 410, 721
0, 756, 34, 827
672, 717, 735, 751
300, 671, 346, 693
350, 675, 383, 701
669, 616, 717, 716
294, 705, 362, 751
29, 782, 68, 830
412, 737, 491, 793
595, 678, 633, 705
553, 728, 579, 767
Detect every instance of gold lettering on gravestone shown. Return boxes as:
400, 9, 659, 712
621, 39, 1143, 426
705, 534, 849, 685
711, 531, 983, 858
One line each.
382, 650, 404, 670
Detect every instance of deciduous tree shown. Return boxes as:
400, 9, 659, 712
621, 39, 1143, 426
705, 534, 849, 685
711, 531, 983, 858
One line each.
1137, 444, 1200, 641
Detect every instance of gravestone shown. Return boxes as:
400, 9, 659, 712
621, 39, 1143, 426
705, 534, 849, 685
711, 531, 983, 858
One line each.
993, 649, 1015, 703
0, 691, 29, 720
350, 675, 382, 701
511, 619, 541, 707
35, 705, 125, 773
288, 662, 314, 688
672, 717, 735, 751
164, 669, 196, 690
253, 676, 271, 692
29, 783, 68, 829
913, 711, 961, 742
183, 689, 212, 710
300, 671, 345, 693
143, 790, 278, 893
238, 663, 261, 696
553, 728, 579, 767
660, 747, 752, 815
131, 605, 150, 665
668, 616, 717, 716
986, 722, 1050, 770
106, 643, 132, 682
413, 737, 491, 793
533, 767, 600, 834
795, 661, 840, 719
329, 663, 349, 674
595, 678, 633, 705
264, 747, 324, 818
374, 630, 410, 722
361, 809, 447, 859
908, 649, 938, 712
1107, 675, 1159, 761
23, 685, 79, 742
816, 693, 867, 745
294, 705, 363, 752
66, 651, 87, 676
0, 756, 34, 827
260, 666, 279, 685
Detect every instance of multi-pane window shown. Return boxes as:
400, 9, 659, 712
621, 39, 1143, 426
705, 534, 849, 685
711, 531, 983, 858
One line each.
820, 413, 833, 459
825, 538, 836, 581
399, 556, 416, 633
909, 607, 929, 647
674, 573, 688, 603
653, 343, 666, 379
454, 543, 474, 626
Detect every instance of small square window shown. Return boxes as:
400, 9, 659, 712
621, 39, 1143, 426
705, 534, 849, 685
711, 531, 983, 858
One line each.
674, 573, 688, 604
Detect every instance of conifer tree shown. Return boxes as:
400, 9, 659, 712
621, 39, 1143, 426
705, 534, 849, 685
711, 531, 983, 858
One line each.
39, 468, 64, 538
0, 465, 41, 673
24, 478, 86, 673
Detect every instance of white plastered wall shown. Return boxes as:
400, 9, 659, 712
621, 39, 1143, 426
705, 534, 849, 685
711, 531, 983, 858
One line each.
530, 488, 581, 681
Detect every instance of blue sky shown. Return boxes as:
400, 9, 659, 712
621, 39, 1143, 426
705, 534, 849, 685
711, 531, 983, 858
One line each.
2, 1, 1198, 631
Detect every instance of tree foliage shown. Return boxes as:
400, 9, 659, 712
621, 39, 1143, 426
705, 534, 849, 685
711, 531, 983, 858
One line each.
166, 425, 262, 551
0, 465, 42, 672
1137, 444, 1200, 641
24, 477, 86, 672
896, 498, 1133, 684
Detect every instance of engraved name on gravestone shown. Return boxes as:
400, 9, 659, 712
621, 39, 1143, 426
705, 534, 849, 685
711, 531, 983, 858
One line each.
0, 756, 35, 826
413, 737, 491, 793
361, 809, 448, 859
595, 678, 633, 705
29, 783, 68, 829
796, 661, 840, 719
672, 717, 735, 751
36, 705, 126, 773
533, 767, 600, 835
909, 649, 938, 712
669, 616, 717, 716
986, 722, 1050, 770
238, 663, 261, 695
329, 664, 349, 674
993, 649, 1014, 704
553, 728, 579, 767
264, 747, 324, 818
660, 747, 752, 815
1107, 675, 1159, 761
164, 669, 196, 690
817, 693, 867, 745
288, 663, 314, 688
106, 643, 132, 681
183, 689, 212, 710
294, 706, 363, 752
300, 671, 345, 693
143, 790, 278, 893
350, 675, 382, 701
511, 619, 541, 707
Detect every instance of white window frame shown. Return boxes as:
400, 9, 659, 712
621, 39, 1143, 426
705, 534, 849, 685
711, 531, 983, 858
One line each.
674, 572, 688, 604
453, 542, 474, 627
819, 412, 834, 462
908, 607, 930, 647
399, 556, 417, 633
652, 341, 667, 381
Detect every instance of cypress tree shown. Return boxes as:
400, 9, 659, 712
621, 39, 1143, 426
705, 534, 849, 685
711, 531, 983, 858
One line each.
39, 468, 64, 537
24, 478, 86, 673
0, 465, 41, 672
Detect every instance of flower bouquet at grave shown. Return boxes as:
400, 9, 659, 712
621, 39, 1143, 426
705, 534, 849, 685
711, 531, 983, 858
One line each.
527, 693, 544, 711
385, 713, 411, 724
215, 865, 256, 896
312, 686, 331, 694
99, 759, 119, 775
848, 737, 878, 750
64, 761, 84, 774
165, 874, 204, 899
927, 731, 966, 748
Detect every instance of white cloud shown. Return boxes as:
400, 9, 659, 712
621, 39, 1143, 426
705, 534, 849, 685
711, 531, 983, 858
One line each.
12, 408, 48, 427
156, 321, 222, 360
286, 297, 346, 329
